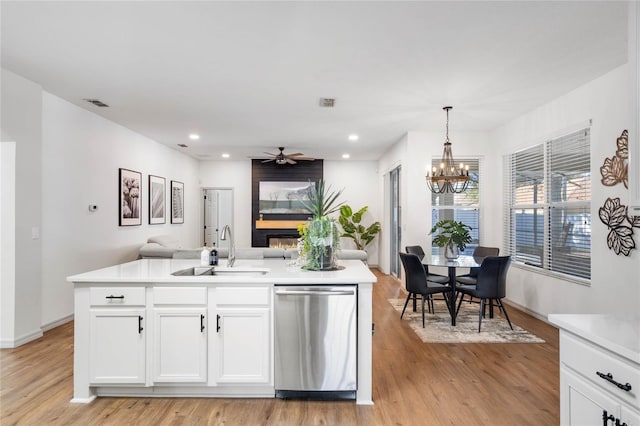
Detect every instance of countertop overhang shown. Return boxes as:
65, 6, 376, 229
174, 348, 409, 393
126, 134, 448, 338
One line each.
67, 258, 377, 285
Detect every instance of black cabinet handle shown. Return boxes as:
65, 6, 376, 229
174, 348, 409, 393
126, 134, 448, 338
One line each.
615, 419, 628, 426
138, 316, 144, 334
216, 314, 221, 332
200, 314, 205, 332
603, 410, 615, 425
106, 295, 125, 300
596, 371, 632, 392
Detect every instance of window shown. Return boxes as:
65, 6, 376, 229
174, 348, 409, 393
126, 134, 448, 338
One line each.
504, 128, 591, 281
431, 158, 479, 255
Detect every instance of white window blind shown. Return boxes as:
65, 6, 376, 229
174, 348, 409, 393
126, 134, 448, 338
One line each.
432, 158, 479, 255
504, 129, 591, 280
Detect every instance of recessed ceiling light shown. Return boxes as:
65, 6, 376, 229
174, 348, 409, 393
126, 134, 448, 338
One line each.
221, 153, 230, 158
189, 133, 200, 140
342, 153, 350, 159
348, 134, 359, 141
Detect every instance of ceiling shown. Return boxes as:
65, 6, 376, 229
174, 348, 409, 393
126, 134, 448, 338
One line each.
0, 1, 628, 161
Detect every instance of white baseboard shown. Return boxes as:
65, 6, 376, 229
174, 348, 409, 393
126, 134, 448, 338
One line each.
42, 313, 74, 332
0, 328, 43, 349
503, 298, 553, 325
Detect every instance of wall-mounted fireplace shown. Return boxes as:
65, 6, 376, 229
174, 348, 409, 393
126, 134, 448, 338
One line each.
268, 236, 298, 249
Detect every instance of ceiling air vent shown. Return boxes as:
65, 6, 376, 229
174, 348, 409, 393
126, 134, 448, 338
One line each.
177, 144, 188, 148
319, 98, 336, 107
83, 98, 109, 107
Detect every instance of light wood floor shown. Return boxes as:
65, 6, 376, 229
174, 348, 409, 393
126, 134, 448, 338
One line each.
1, 269, 559, 425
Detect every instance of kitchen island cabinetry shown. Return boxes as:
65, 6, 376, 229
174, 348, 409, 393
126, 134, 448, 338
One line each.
69, 258, 376, 404
549, 314, 640, 426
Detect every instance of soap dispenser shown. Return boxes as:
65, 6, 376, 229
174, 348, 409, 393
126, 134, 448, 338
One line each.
209, 245, 219, 266
200, 247, 210, 266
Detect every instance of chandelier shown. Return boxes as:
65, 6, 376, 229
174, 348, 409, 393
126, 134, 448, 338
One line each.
426, 106, 470, 194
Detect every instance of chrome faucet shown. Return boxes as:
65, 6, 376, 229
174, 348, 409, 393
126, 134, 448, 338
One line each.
220, 224, 235, 267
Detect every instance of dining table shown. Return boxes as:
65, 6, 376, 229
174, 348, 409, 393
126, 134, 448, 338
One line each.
423, 254, 481, 326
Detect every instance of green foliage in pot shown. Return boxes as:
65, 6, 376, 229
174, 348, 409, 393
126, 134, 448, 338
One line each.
338, 205, 381, 250
429, 219, 472, 252
297, 180, 344, 270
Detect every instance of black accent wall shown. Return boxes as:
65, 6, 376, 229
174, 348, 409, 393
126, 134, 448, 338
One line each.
251, 159, 323, 247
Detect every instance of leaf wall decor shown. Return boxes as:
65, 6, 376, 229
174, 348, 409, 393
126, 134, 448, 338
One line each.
600, 130, 628, 188
598, 197, 638, 256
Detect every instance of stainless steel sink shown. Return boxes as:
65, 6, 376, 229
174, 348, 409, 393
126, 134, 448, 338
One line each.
171, 266, 269, 276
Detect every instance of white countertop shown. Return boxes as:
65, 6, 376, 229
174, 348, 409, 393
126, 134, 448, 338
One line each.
548, 313, 640, 364
68, 258, 377, 285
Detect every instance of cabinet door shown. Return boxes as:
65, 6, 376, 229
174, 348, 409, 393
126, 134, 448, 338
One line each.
152, 308, 207, 383
561, 366, 620, 426
620, 405, 640, 426
89, 308, 146, 384
214, 308, 270, 384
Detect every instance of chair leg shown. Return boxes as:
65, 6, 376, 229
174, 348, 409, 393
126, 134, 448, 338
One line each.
478, 299, 485, 333
401, 293, 412, 319
421, 296, 426, 328
497, 299, 514, 330
456, 293, 465, 316
412, 294, 417, 312
489, 299, 495, 318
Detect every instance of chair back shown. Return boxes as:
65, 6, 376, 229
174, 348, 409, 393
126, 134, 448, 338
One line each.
399, 252, 428, 295
473, 246, 499, 260
405, 245, 426, 261
475, 256, 511, 299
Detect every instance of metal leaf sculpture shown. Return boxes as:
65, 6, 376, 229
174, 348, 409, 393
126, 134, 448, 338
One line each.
600, 130, 628, 188
598, 197, 636, 256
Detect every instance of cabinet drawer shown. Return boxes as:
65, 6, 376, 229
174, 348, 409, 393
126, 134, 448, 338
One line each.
90, 287, 145, 306
154, 287, 207, 305
561, 332, 639, 407
216, 287, 270, 306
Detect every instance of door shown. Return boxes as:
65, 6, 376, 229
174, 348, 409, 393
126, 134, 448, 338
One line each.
389, 166, 401, 278
561, 366, 620, 426
89, 308, 146, 384
214, 308, 270, 384
203, 188, 233, 248
152, 308, 207, 383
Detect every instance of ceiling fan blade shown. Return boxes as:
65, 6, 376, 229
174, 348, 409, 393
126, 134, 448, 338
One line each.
285, 152, 304, 157
286, 158, 297, 164
261, 158, 275, 163
263, 152, 277, 157
291, 156, 315, 161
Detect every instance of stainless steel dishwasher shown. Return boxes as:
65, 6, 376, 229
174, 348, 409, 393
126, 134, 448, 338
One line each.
274, 285, 357, 400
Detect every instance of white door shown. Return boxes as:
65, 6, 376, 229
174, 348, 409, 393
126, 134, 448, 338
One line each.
204, 189, 233, 248
89, 308, 146, 384
561, 367, 620, 426
214, 308, 270, 384
152, 308, 207, 383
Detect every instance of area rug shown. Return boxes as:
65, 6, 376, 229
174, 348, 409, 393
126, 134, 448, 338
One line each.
388, 298, 545, 343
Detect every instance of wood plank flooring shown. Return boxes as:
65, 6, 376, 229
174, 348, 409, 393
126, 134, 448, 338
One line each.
1, 269, 559, 425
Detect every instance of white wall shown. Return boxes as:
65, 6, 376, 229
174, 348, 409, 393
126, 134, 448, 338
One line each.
40, 92, 201, 327
0, 70, 43, 346
489, 64, 640, 316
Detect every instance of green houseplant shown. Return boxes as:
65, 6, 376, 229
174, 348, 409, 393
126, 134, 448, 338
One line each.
429, 219, 472, 259
298, 180, 344, 270
338, 205, 381, 251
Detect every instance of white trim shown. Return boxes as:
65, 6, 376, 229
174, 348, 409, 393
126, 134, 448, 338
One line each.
0, 328, 43, 348
511, 261, 590, 287
509, 119, 592, 155
42, 313, 74, 332
503, 298, 552, 325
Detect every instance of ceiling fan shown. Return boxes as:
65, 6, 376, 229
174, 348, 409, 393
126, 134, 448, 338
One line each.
261, 147, 315, 165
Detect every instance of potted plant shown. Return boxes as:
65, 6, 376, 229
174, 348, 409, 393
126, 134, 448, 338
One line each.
298, 180, 344, 270
429, 219, 472, 259
338, 205, 381, 251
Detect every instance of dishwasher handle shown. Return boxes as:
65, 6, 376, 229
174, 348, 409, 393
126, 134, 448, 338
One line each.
275, 289, 355, 296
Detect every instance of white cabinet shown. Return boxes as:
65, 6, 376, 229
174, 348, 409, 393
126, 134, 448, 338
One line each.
211, 286, 272, 385
88, 287, 146, 384
557, 331, 640, 426
152, 287, 207, 383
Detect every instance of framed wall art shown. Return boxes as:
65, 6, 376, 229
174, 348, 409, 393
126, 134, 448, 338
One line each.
148, 175, 166, 224
171, 180, 184, 224
119, 168, 142, 226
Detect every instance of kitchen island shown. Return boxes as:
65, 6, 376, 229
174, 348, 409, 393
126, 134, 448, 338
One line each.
68, 258, 376, 405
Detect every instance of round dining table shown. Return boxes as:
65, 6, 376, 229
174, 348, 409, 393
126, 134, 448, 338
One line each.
423, 254, 482, 326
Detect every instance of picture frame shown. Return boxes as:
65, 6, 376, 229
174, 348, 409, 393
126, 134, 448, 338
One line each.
148, 175, 166, 224
171, 180, 185, 224
119, 168, 142, 226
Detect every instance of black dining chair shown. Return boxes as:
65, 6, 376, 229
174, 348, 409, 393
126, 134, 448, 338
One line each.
455, 246, 500, 286
405, 245, 449, 313
455, 256, 513, 332
399, 252, 452, 328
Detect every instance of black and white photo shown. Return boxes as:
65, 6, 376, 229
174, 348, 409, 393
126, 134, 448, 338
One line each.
171, 180, 184, 224
119, 168, 142, 226
149, 175, 165, 224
